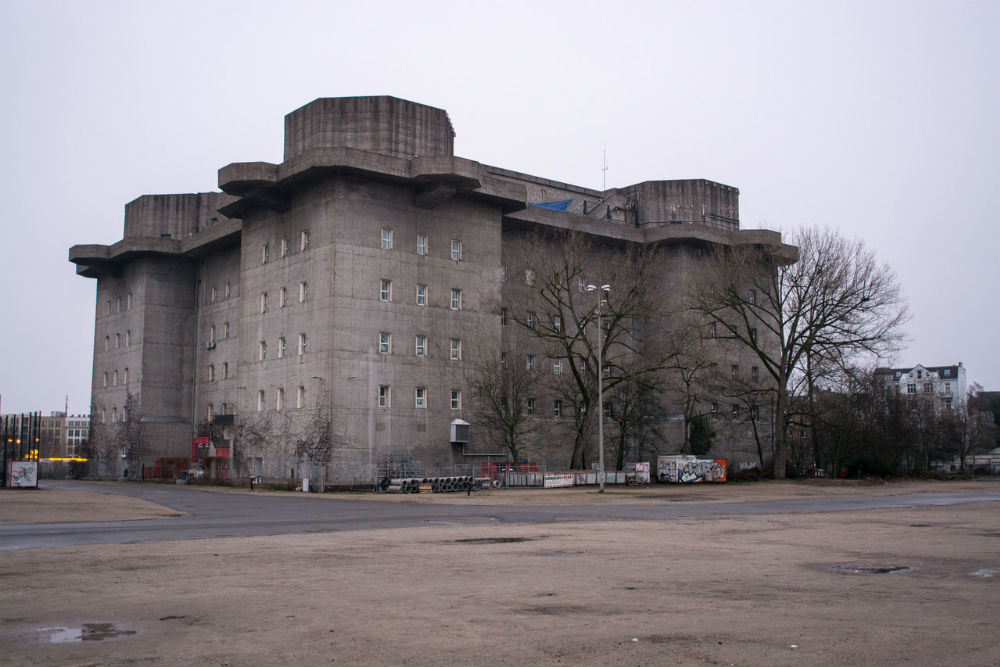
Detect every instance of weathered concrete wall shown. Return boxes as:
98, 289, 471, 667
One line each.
283, 96, 455, 162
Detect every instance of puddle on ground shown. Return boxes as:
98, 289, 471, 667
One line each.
452, 536, 533, 544
40, 623, 137, 643
826, 563, 915, 575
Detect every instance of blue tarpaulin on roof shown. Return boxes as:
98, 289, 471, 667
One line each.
528, 199, 572, 212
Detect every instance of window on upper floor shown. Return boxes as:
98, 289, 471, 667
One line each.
450, 390, 461, 410
417, 234, 427, 256
380, 279, 392, 302
297, 385, 306, 409
450, 338, 462, 360
276, 387, 285, 411
300, 230, 310, 251
210, 287, 216, 303
262, 243, 269, 264
280, 238, 288, 258
381, 228, 392, 250
553, 400, 562, 417
752, 366, 759, 383
415, 387, 426, 408
257, 390, 265, 412
299, 281, 308, 303
450, 288, 462, 310
526, 355, 534, 371
278, 337, 286, 358
258, 340, 266, 361
208, 364, 215, 382
378, 385, 390, 408
553, 358, 561, 374
280, 286, 287, 308
415, 335, 427, 357
224, 281, 231, 298
526, 399, 534, 415
379, 332, 391, 354
260, 292, 267, 313
298, 333, 306, 355
222, 362, 229, 379
416, 284, 427, 306
450, 239, 462, 261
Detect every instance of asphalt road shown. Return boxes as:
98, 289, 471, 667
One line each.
3, 479, 999, 552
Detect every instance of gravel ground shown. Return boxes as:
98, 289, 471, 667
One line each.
1, 479, 998, 666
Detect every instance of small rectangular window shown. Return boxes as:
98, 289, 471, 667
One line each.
501, 307, 507, 325
731, 364, 738, 380
415, 387, 426, 408
553, 315, 561, 331
450, 288, 462, 310
709, 322, 717, 338
553, 400, 562, 417
104, 335, 109, 352
501, 352, 507, 369
526, 311, 535, 328
379, 332, 391, 354
225, 281, 232, 298
125, 330, 131, 346
262, 243, 269, 264
526, 399, 534, 415
258, 340, 266, 360
417, 234, 427, 256
210, 287, 216, 303
526, 355, 534, 371
450, 239, 462, 261
750, 328, 757, 343
553, 358, 561, 374
300, 230, 310, 251
208, 403, 214, 421
223, 362, 229, 379
299, 281, 307, 303
260, 292, 267, 313
525, 269, 534, 286
224, 322, 230, 339
381, 228, 392, 250
257, 390, 265, 412
749, 289, 757, 305
450, 338, 461, 360
578, 277, 586, 292
415, 335, 427, 357
280, 286, 287, 308
113, 370, 118, 386
416, 284, 427, 306
380, 279, 392, 302
280, 238, 288, 257
500, 265, 507, 282
208, 364, 215, 381
126, 292, 133, 310
116, 297, 121, 313
276, 387, 285, 411
123, 367, 128, 384
752, 366, 759, 383
278, 337, 286, 358
297, 385, 306, 409
209, 326, 215, 345
298, 333, 306, 355
378, 385, 390, 407
450, 390, 461, 410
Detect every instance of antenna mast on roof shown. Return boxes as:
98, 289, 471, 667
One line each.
602, 149, 608, 191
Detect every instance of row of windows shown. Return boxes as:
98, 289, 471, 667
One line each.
708, 322, 758, 342
380, 228, 462, 261
375, 386, 462, 409
250, 385, 307, 414
207, 322, 232, 347
99, 406, 128, 424
208, 280, 234, 304
103, 292, 133, 316
102, 368, 129, 387
262, 230, 310, 265
378, 333, 461, 359
259, 334, 307, 360
259, 282, 308, 313
730, 364, 761, 384
379, 280, 463, 310
103, 330, 132, 351
206, 362, 232, 382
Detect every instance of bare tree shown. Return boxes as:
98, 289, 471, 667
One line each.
691, 227, 909, 478
470, 353, 540, 462
506, 229, 676, 469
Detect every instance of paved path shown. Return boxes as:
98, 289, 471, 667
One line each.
3, 480, 999, 551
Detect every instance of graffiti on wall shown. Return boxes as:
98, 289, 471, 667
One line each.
657, 456, 727, 483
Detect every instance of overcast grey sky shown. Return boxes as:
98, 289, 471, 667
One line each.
1, 0, 998, 415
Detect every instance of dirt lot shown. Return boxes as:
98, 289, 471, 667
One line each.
1, 479, 999, 666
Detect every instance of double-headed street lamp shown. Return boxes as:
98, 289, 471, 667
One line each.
586, 283, 611, 493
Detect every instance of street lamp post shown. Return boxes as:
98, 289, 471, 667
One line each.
586, 284, 611, 493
